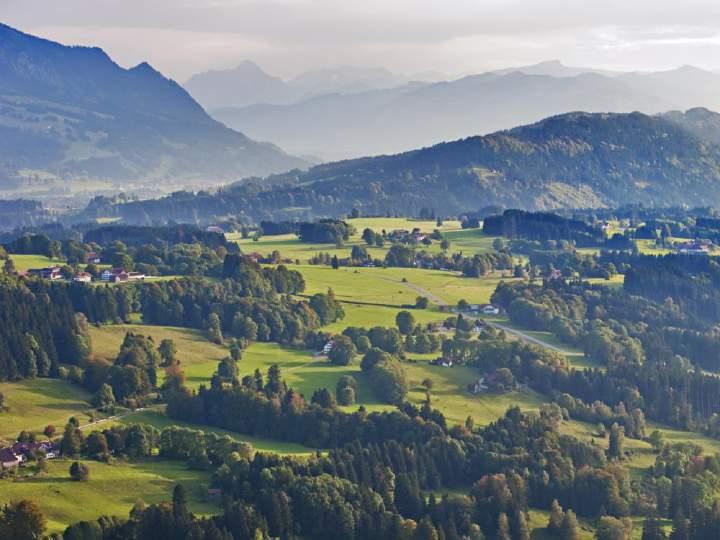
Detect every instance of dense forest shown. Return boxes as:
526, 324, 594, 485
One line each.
0, 276, 91, 380
483, 210, 604, 246
491, 280, 720, 435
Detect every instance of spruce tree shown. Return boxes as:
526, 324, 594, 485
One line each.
496, 513, 511, 540
560, 509, 581, 540
548, 499, 564, 532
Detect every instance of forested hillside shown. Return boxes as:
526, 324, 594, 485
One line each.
85, 111, 720, 225
0, 23, 306, 197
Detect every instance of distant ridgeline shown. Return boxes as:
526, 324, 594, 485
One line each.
68, 111, 720, 225
483, 210, 605, 246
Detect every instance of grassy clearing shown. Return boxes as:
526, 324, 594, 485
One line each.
403, 357, 543, 427
0, 379, 92, 440
324, 302, 444, 333
9, 253, 66, 272
239, 342, 391, 414
528, 509, 596, 539
485, 315, 599, 370
299, 264, 511, 308
442, 228, 499, 254
88, 324, 228, 390
229, 218, 493, 265
586, 274, 625, 288
348, 217, 462, 235
635, 239, 672, 256
0, 459, 217, 533
300, 265, 420, 306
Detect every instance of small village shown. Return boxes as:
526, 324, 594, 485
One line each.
0, 440, 59, 473
26, 265, 148, 284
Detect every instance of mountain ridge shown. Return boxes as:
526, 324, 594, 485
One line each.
0, 23, 307, 199
82, 110, 720, 224
208, 60, 720, 161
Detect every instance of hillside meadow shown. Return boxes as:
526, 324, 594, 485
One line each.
0, 379, 92, 441
0, 459, 217, 534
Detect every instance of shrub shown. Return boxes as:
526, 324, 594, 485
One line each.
69, 461, 90, 481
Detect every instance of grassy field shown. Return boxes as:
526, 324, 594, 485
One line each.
229, 217, 499, 264
90, 323, 383, 411
0, 459, 217, 534
348, 217, 462, 234
442, 228, 499, 254
324, 302, 444, 332
404, 357, 544, 427
89, 323, 228, 390
9, 253, 66, 272
0, 379, 92, 440
299, 264, 512, 308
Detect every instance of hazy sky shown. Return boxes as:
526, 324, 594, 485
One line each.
3, 0, 720, 81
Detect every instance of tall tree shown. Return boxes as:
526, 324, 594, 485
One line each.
0, 499, 46, 540
496, 513, 511, 540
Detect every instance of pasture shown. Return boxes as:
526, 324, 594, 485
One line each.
0, 379, 92, 440
8, 253, 66, 272
0, 459, 217, 534
229, 217, 498, 264
88, 324, 228, 390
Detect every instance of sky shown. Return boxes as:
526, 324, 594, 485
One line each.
3, 0, 720, 81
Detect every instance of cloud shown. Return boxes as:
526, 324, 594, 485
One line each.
2, 0, 720, 79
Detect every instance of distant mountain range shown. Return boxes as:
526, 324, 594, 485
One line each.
0, 23, 307, 199
83, 110, 720, 224
205, 60, 720, 161
184, 62, 428, 110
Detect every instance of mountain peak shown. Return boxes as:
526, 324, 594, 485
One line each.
130, 61, 161, 76
233, 60, 266, 73
0, 23, 307, 194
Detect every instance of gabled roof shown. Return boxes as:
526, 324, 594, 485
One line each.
0, 447, 19, 462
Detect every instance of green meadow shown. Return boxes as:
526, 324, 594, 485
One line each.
88, 323, 228, 390
0, 459, 217, 534
9, 253, 66, 272
0, 379, 92, 440
229, 217, 498, 264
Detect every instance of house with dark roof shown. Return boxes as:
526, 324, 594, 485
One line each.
0, 448, 21, 470
27, 266, 63, 280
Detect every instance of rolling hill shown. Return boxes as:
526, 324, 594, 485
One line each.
0, 23, 307, 198
83, 111, 720, 224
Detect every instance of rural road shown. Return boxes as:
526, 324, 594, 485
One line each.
391, 276, 573, 355
78, 407, 153, 431
482, 320, 573, 355
378, 276, 449, 307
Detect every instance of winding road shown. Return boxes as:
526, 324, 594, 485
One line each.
388, 275, 574, 355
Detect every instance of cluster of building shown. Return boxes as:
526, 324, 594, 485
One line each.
0, 440, 58, 471
100, 268, 146, 283
675, 239, 712, 255
25, 265, 147, 284
389, 228, 429, 243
